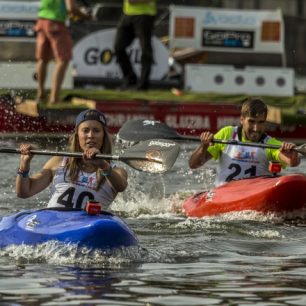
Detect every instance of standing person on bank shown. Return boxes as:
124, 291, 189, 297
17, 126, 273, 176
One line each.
114, 0, 156, 91
35, 0, 90, 104
16, 109, 128, 210
189, 98, 300, 187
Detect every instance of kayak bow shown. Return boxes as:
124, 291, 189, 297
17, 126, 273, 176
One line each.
0, 208, 138, 249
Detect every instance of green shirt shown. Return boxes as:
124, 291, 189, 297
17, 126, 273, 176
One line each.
123, 0, 156, 16
38, 0, 67, 23
208, 126, 282, 163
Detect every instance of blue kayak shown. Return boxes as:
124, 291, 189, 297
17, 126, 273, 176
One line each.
0, 208, 138, 249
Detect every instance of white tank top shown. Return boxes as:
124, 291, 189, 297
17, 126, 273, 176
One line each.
48, 158, 115, 210
215, 126, 272, 186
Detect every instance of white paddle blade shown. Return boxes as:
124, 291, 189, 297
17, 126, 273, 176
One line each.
121, 139, 180, 173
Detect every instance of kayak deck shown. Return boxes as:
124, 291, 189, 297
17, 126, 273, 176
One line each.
183, 174, 306, 218
0, 209, 138, 249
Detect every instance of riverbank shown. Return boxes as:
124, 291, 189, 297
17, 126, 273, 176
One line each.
8, 87, 306, 125
1, 88, 306, 142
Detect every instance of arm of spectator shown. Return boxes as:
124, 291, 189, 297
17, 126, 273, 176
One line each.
65, 0, 91, 20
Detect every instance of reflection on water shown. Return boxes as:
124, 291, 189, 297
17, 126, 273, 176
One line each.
0, 140, 306, 305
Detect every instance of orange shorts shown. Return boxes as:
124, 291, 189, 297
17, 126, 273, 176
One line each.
35, 19, 73, 61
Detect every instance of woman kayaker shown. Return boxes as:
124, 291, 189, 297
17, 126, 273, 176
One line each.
189, 97, 300, 187
16, 109, 128, 210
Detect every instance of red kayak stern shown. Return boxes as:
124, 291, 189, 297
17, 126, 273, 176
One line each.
183, 174, 306, 218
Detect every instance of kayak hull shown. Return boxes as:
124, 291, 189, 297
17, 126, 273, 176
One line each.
183, 174, 306, 218
0, 209, 138, 249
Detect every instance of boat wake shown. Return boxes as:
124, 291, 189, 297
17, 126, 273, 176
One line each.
113, 182, 306, 223
0, 241, 149, 266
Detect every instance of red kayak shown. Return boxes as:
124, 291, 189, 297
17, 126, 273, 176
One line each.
183, 174, 306, 218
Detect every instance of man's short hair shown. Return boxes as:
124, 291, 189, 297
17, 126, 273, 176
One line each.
241, 97, 268, 119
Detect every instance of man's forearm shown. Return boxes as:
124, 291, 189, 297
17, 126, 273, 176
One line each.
189, 145, 211, 169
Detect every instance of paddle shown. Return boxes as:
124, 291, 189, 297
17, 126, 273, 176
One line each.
1, 139, 180, 173
117, 119, 306, 156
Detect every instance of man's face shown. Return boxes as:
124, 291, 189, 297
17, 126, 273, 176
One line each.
240, 114, 266, 142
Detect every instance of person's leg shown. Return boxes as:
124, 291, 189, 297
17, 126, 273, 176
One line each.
135, 15, 155, 90
36, 59, 48, 101
48, 21, 72, 103
35, 19, 52, 102
49, 60, 69, 104
114, 15, 137, 88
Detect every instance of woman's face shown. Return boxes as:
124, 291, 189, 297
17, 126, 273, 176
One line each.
77, 120, 104, 151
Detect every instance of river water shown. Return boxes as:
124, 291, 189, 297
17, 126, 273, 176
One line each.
1, 139, 306, 305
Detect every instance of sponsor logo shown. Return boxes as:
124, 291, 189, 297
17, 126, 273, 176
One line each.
148, 140, 176, 147
146, 150, 162, 162
165, 115, 210, 129
104, 114, 155, 127
83, 47, 153, 67
202, 29, 254, 49
217, 116, 240, 129
203, 11, 256, 26
84, 48, 115, 65
206, 191, 215, 200
0, 2, 39, 18
143, 120, 160, 126
25, 214, 39, 230
232, 148, 259, 163
0, 20, 35, 37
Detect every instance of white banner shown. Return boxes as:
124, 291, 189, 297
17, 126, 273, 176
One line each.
170, 5, 284, 54
73, 28, 169, 80
0, 1, 39, 19
184, 64, 294, 97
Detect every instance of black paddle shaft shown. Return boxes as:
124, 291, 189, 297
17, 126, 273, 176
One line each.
117, 119, 306, 156
0, 139, 180, 173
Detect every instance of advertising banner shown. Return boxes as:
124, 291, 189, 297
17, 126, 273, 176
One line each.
184, 64, 294, 96
73, 28, 169, 81
169, 5, 285, 54
0, 1, 39, 38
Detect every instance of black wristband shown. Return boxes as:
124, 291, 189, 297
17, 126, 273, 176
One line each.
17, 168, 30, 178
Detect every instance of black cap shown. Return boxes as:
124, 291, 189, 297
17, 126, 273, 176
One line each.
75, 109, 107, 128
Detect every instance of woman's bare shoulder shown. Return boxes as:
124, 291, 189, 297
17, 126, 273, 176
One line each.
43, 156, 65, 171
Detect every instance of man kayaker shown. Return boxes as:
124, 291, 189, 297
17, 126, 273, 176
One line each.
189, 97, 300, 186
16, 109, 128, 210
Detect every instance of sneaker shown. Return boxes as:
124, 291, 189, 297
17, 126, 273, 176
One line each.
118, 77, 137, 91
